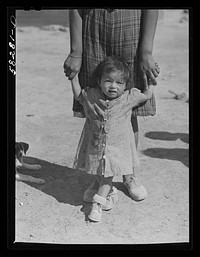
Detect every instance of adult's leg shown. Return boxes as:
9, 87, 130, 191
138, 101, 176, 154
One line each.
123, 116, 138, 182
123, 116, 147, 201
132, 116, 139, 147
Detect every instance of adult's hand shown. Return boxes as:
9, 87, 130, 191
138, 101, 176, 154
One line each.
63, 54, 82, 80
138, 52, 160, 89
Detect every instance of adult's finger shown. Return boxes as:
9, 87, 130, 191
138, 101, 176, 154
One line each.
64, 68, 72, 77
147, 71, 157, 85
142, 73, 148, 90
154, 63, 160, 75
152, 68, 159, 78
63, 60, 67, 70
155, 67, 160, 74
155, 63, 160, 72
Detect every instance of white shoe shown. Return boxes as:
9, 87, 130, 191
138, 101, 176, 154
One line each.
124, 177, 147, 201
88, 202, 103, 222
102, 187, 118, 211
88, 194, 106, 222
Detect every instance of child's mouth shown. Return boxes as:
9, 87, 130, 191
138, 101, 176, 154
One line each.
108, 90, 117, 94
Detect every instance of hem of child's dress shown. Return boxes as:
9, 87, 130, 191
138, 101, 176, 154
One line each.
73, 166, 140, 178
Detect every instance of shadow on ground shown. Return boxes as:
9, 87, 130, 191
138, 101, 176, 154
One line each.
17, 156, 128, 220
142, 148, 189, 167
145, 131, 189, 144
143, 131, 189, 167
17, 156, 92, 206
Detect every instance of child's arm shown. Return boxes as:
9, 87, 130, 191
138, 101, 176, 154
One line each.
132, 85, 154, 106
71, 76, 105, 120
71, 75, 82, 100
128, 84, 154, 109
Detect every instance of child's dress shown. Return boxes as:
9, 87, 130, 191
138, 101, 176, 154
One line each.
73, 87, 145, 178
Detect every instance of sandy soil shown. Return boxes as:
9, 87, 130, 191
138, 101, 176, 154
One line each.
15, 10, 189, 245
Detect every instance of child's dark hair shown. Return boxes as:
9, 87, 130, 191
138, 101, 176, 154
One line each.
92, 56, 131, 87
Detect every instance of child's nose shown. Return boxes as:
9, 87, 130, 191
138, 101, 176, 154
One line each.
110, 82, 117, 88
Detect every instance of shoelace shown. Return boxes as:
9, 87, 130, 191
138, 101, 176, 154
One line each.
127, 177, 141, 187
93, 202, 102, 213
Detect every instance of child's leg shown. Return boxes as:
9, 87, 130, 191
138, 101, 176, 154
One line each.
131, 115, 139, 147
97, 176, 113, 198
97, 176, 118, 211
88, 176, 114, 222
83, 175, 100, 202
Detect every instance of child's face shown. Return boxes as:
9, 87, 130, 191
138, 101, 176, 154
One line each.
99, 71, 126, 99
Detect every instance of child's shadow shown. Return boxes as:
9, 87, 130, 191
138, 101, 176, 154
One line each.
18, 156, 94, 220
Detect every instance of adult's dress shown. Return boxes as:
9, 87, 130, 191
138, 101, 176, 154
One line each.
73, 9, 156, 117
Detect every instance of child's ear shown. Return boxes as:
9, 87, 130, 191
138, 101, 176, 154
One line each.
95, 78, 101, 88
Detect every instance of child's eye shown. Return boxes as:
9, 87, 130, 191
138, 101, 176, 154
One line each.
117, 81, 124, 85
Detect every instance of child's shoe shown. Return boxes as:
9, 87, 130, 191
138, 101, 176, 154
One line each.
88, 194, 106, 222
102, 187, 118, 211
124, 177, 147, 201
83, 183, 117, 205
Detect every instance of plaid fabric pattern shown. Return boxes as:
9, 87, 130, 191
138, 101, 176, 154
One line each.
73, 9, 156, 116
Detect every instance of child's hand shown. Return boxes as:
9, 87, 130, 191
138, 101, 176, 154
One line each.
143, 84, 154, 100
81, 90, 104, 120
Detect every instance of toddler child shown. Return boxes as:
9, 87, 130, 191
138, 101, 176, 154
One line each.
71, 56, 154, 222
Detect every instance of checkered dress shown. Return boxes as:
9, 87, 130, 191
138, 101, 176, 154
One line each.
73, 9, 156, 116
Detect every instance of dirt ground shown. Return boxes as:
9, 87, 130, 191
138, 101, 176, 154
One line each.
15, 10, 189, 245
